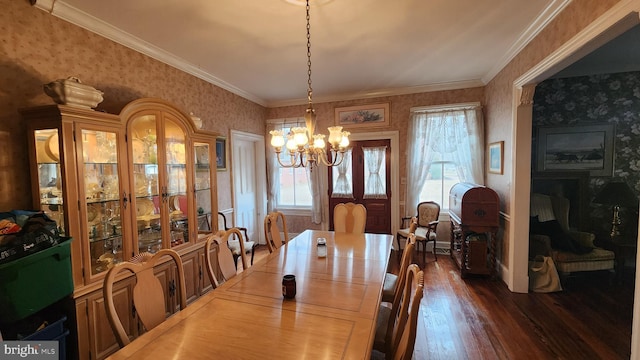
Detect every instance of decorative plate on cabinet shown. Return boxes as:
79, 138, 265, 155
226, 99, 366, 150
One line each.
136, 198, 155, 217
45, 134, 60, 162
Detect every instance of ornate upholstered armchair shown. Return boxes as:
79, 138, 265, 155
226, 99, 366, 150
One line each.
529, 193, 615, 278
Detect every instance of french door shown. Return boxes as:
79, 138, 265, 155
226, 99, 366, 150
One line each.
328, 139, 391, 234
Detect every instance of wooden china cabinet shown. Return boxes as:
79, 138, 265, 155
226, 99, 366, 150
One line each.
23, 98, 219, 360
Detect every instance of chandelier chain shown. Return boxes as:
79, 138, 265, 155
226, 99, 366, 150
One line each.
306, 0, 313, 104
268, 0, 350, 170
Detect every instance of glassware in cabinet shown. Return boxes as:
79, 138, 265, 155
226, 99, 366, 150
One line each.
33, 129, 65, 235
127, 110, 194, 253
129, 114, 164, 254
165, 118, 189, 248
194, 141, 213, 232
79, 128, 127, 277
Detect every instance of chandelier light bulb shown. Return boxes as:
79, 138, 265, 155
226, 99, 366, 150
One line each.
270, 130, 285, 148
286, 133, 298, 152
292, 127, 309, 147
339, 131, 350, 148
313, 134, 326, 149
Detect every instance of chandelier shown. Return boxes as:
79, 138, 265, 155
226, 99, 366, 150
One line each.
270, 0, 350, 170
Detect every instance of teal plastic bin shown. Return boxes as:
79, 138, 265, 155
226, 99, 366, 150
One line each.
0, 237, 73, 323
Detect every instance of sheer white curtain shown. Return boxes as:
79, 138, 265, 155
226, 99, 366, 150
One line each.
266, 122, 280, 213
305, 166, 322, 224
406, 113, 440, 216
332, 149, 352, 198
363, 146, 387, 199
405, 105, 484, 217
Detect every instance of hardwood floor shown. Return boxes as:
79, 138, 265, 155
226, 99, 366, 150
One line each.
251, 245, 634, 359
398, 249, 634, 360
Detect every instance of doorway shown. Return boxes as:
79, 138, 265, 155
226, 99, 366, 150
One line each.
328, 139, 391, 234
230, 130, 267, 244
510, 5, 640, 356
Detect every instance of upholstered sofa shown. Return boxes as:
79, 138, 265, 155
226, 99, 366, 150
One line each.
529, 193, 615, 277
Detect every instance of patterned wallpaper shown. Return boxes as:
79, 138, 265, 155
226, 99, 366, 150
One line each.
0, 0, 265, 212
0, 0, 627, 242
532, 71, 640, 235
0, 0, 486, 234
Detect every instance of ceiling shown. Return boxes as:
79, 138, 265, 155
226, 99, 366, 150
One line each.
34, 0, 570, 107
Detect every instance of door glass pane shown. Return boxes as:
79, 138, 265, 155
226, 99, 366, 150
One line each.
131, 115, 162, 254
165, 117, 189, 248
34, 129, 65, 235
331, 149, 353, 198
81, 129, 124, 276
194, 142, 212, 232
363, 146, 387, 199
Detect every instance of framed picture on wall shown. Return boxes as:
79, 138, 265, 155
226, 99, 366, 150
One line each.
536, 124, 614, 176
488, 141, 504, 174
216, 136, 227, 171
334, 103, 390, 129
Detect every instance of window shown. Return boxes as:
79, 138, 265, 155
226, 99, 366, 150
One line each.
419, 160, 460, 210
267, 120, 312, 210
405, 103, 483, 214
276, 166, 311, 208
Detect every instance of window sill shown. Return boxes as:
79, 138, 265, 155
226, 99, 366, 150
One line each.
275, 208, 313, 217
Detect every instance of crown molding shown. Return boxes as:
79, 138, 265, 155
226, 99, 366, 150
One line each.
515, 0, 640, 87
32, 0, 267, 106
481, 0, 572, 84
31, 0, 554, 109
266, 79, 485, 108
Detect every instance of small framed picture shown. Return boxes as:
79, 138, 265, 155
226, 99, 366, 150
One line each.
488, 141, 504, 174
216, 137, 227, 171
334, 102, 390, 129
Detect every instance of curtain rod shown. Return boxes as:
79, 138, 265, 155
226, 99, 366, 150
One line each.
410, 102, 481, 113
266, 117, 305, 125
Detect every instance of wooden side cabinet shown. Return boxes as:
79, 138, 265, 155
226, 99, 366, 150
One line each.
74, 245, 219, 360
75, 277, 136, 360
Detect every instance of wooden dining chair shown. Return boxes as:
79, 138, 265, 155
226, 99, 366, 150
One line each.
373, 263, 424, 360
103, 249, 187, 348
333, 202, 367, 233
204, 228, 247, 287
264, 211, 289, 253
218, 212, 257, 266
397, 201, 440, 262
382, 232, 416, 303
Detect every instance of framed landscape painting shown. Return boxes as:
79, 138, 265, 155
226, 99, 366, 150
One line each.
488, 141, 504, 174
334, 103, 390, 129
536, 124, 614, 176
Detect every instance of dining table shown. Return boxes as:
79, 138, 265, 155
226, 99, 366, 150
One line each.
107, 229, 394, 360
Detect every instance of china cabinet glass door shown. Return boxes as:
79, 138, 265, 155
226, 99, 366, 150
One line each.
34, 129, 65, 235
129, 112, 191, 254
78, 127, 125, 276
194, 141, 213, 232
164, 116, 189, 248
130, 114, 162, 254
